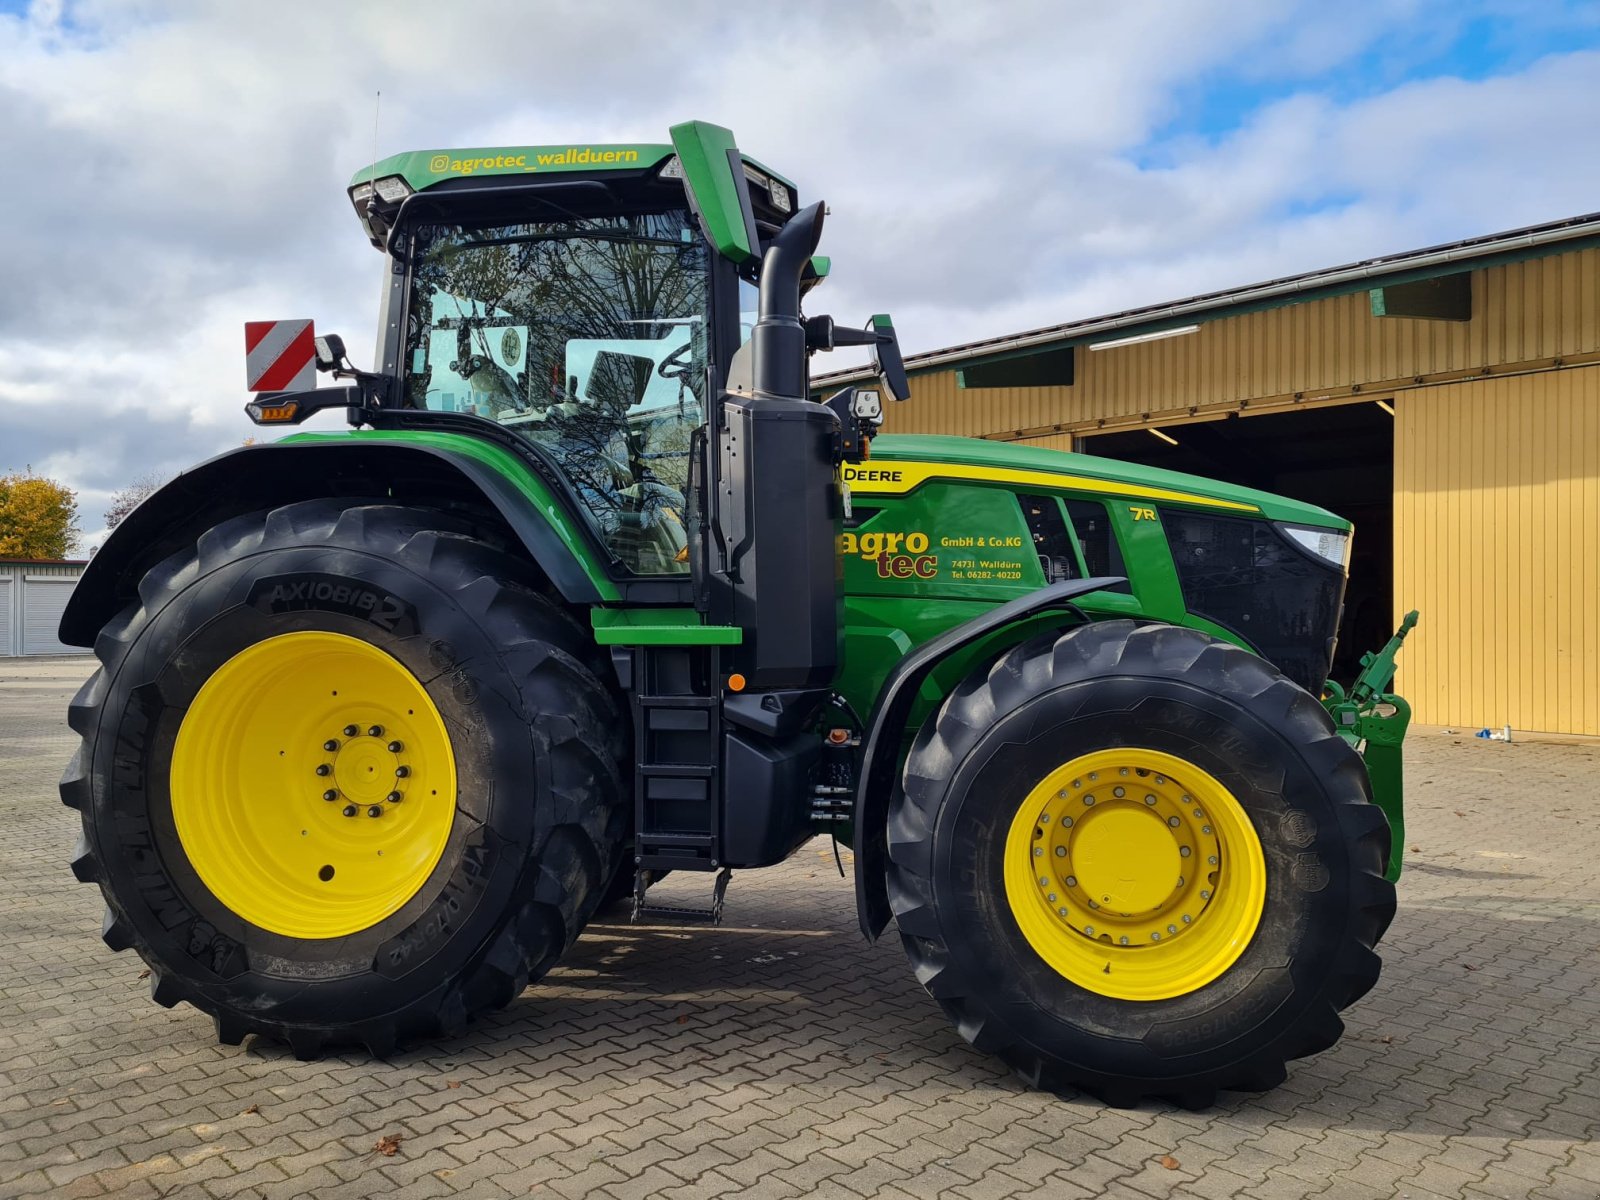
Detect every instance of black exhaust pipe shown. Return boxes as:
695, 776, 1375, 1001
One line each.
749, 201, 825, 403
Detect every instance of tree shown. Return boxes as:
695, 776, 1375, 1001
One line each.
104, 471, 166, 531
0, 472, 80, 559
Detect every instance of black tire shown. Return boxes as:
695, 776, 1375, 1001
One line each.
62, 500, 628, 1057
887, 620, 1395, 1107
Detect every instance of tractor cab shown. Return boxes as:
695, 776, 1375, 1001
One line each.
336, 124, 881, 582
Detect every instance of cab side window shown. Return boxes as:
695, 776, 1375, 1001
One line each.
1063, 499, 1127, 580
1017, 494, 1080, 582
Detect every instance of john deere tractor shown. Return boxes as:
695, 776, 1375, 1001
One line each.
60, 121, 1413, 1106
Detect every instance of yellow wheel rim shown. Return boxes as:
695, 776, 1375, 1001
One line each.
171, 631, 457, 940
1002, 748, 1266, 1001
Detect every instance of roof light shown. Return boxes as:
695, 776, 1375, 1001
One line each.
372, 175, 412, 204
768, 177, 792, 213
657, 155, 685, 180
1089, 325, 1200, 351
1148, 428, 1178, 446
350, 182, 375, 205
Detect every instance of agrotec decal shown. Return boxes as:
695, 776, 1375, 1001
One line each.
427, 147, 643, 175
839, 529, 938, 579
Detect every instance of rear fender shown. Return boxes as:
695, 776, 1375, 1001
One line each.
852, 577, 1126, 940
60, 440, 613, 647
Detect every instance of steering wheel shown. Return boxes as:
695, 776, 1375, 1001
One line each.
656, 342, 694, 379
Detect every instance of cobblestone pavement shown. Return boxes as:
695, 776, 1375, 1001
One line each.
2, 655, 1597, 1199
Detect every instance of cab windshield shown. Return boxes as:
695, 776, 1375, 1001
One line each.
403, 208, 709, 575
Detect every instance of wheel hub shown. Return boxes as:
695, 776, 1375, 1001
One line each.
328, 726, 408, 812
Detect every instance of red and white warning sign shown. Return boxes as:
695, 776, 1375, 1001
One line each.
244, 319, 316, 393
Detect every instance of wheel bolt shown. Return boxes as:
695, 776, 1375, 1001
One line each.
386, 791, 402, 804
368, 725, 384, 738
343, 725, 360, 737
342, 804, 357, 817
394, 766, 410, 778
315, 764, 332, 777
323, 739, 339, 752
387, 740, 403, 753
322, 789, 338, 802
367, 805, 383, 818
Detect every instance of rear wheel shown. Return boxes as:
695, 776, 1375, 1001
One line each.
888, 620, 1395, 1106
63, 500, 628, 1057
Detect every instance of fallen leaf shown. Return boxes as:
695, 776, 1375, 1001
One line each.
137, 969, 151, 980
1453, 811, 1466, 818
1158, 1155, 1180, 1170
676, 1014, 689, 1025
1380, 1035, 1394, 1044
1409, 846, 1420, 853
444, 1080, 461, 1090
1463, 963, 1478, 971
373, 1133, 403, 1157
242, 1104, 259, 1115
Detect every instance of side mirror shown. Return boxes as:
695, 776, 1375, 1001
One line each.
867, 315, 910, 403
314, 334, 348, 372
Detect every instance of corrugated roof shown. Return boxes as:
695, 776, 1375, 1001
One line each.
813, 210, 1600, 386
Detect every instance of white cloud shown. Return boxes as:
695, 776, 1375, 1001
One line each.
1, 0, 1597, 527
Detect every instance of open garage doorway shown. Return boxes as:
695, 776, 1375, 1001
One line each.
1077, 400, 1394, 684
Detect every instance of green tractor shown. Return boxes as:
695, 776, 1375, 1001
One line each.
60, 121, 1414, 1106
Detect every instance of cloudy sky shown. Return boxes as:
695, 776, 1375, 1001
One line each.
3, 0, 1599, 547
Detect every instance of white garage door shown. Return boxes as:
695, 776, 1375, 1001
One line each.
0, 576, 13, 655
22, 577, 77, 655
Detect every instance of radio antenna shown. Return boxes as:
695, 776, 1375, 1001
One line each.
365, 90, 382, 219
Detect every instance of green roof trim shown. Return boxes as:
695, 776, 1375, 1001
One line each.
669, 120, 759, 264
350, 143, 673, 192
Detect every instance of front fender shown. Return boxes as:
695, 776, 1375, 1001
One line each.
61, 437, 619, 647
852, 577, 1127, 940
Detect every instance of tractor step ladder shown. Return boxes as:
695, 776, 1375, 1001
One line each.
630, 866, 733, 925
624, 646, 726, 874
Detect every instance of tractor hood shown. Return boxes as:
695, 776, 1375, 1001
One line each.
863, 434, 1350, 530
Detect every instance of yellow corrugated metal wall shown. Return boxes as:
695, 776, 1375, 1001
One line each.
1394, 367, 1600, 736
888, 247, 1600, 438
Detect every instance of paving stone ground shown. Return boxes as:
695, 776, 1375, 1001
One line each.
1, 654, 1596, 1199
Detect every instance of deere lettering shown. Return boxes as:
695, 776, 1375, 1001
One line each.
842, 466, 902, 484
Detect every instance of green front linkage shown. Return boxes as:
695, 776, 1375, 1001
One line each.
1323, 611, 1420, 882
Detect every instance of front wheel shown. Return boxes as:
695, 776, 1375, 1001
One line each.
887, 620, 1395, 1106
63, 500, 628, 1057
